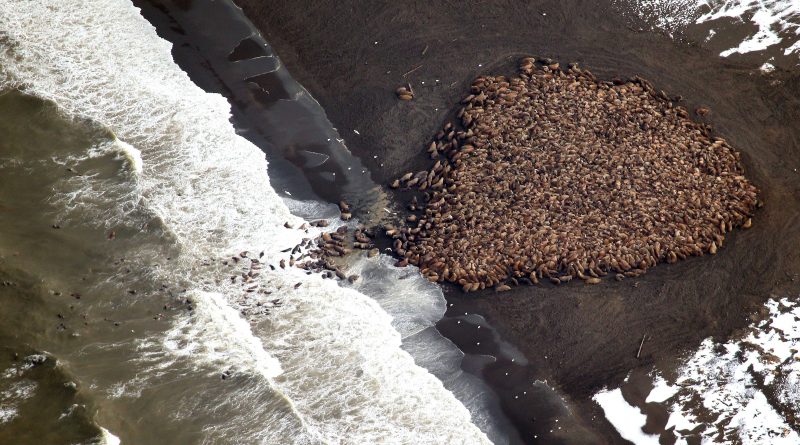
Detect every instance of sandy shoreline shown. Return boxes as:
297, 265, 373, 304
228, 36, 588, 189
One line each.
233, 0, 800, 442
131, 0, 800, 442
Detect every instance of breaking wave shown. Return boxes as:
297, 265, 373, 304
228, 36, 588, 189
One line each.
0, 0, 491, 443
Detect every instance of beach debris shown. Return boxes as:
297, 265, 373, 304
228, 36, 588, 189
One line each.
402, 64, 423, 78
388, 57, 759, 292
636, 334, 648, 358
107, 231, 116, 240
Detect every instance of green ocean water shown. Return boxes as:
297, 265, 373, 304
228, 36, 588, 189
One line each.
0, 90, 203, 445
0, 90, 115, 444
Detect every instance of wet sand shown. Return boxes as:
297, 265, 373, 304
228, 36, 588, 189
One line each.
127, 0, 800, 442
230, 0, 800, 442
133, 2, 522, 443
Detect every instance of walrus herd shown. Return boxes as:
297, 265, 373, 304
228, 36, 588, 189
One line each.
389, 57, 760, 291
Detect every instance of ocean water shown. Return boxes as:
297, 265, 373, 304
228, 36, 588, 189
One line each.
3, 0, 796, 444
0, 90, 136, 444
0, 0, 495, 443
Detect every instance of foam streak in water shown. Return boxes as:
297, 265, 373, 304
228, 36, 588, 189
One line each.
163, 291, 282, 380
0, 1, 490, 443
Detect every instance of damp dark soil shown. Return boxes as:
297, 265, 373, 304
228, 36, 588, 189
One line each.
230, 0, 800, 442
129, 0, 800, 443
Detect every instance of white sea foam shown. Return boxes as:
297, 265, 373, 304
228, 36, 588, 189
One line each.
0, 407, 16, 424
98, 427, 121, 445
0, 379, 36, 425
162, 291, 283, 380
345, 254, 446, 338
50, 138, 150, 232
0, 0, 490, 443
335, 253, 519, 443
116, 140, 143, 174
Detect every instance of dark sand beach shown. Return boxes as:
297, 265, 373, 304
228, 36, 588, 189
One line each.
0, 0, 798, 443
229, 0, 800, 442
